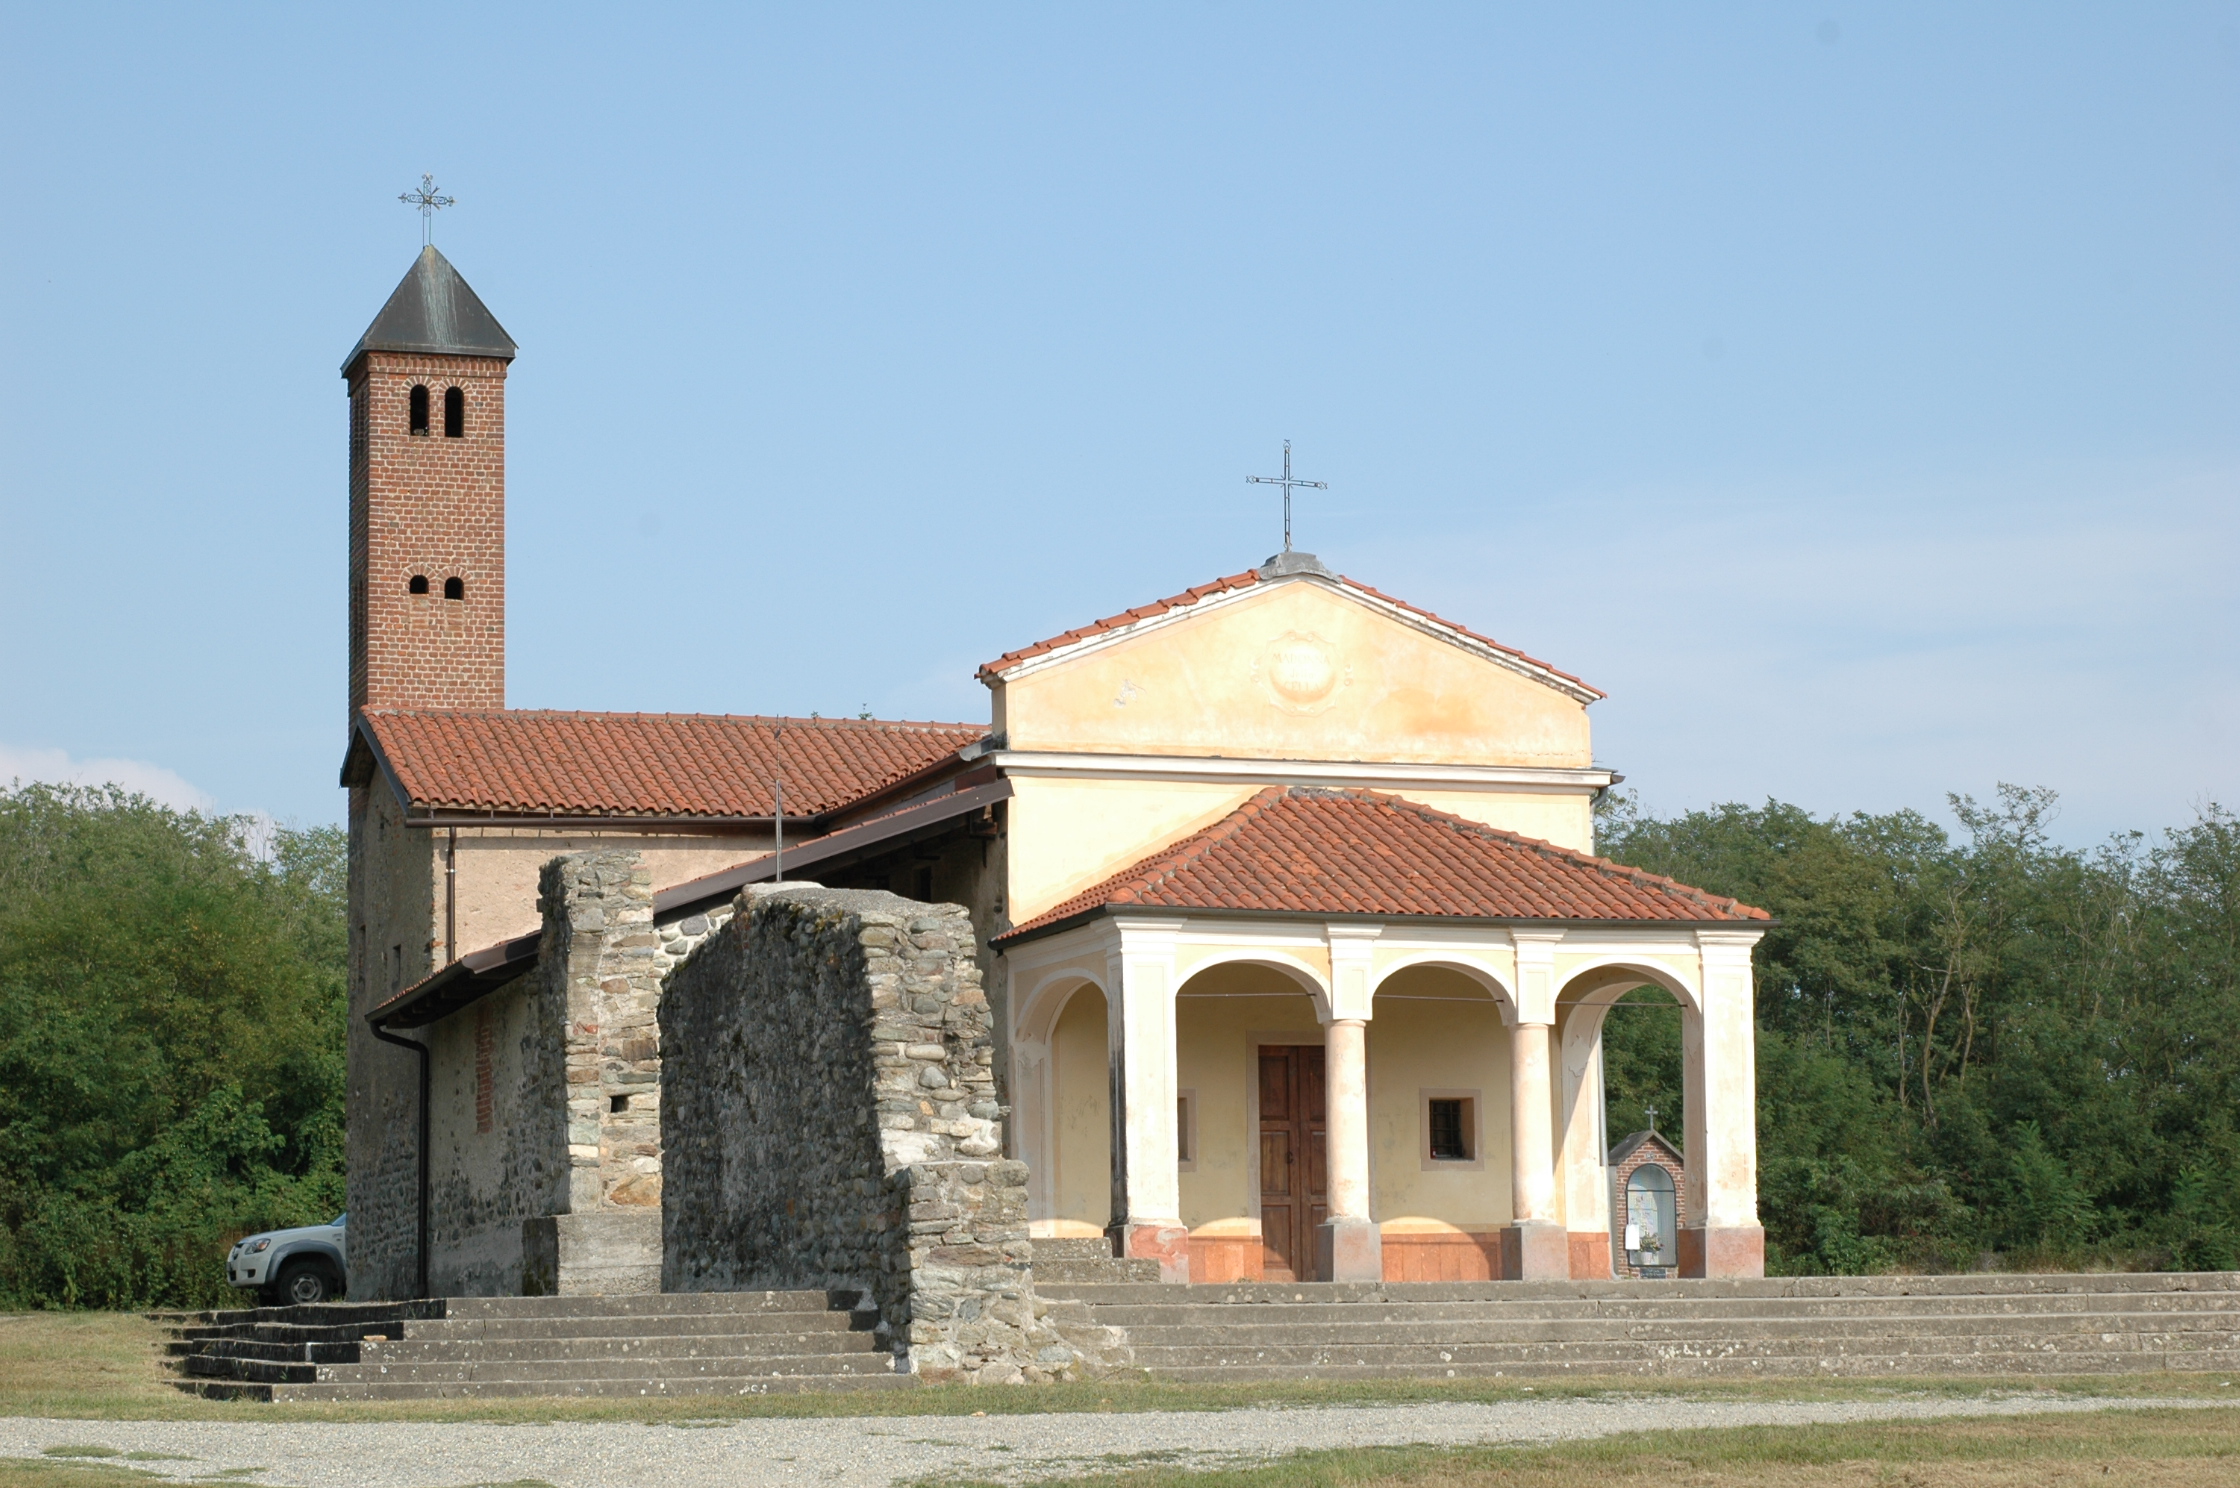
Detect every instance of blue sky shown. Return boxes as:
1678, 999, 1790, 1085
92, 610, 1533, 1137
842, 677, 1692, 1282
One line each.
2, 5, 2235, 843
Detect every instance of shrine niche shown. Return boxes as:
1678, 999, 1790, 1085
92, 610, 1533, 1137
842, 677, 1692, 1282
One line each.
1608, 1128, 1686, 1279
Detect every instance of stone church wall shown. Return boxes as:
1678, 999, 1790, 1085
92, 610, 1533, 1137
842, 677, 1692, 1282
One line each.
662, 885, 1084, 1382
344, 779, 439, 1300
423, 972, 564, 1294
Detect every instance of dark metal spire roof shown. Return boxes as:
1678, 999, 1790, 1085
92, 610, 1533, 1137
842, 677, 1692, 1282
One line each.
341, 245, 517, 375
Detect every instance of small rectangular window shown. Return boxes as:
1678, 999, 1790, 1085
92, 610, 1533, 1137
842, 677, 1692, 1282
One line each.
1428, 1098, 1470, 1161
1176, 1089, 1196, 1169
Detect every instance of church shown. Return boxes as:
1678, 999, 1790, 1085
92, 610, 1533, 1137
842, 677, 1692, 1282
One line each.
342, 246, 1768, 1305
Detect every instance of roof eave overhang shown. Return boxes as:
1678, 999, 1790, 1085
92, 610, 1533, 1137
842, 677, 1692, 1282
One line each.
371, 779, 1017, 1029
367, 929, 542, 1031
995, 904, 1771, 949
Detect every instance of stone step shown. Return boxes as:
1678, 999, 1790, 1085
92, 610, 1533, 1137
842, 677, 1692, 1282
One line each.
162, 1290, 881, 1400
163, 1321, 407, 1348
316, 1351, 901, 1385
1070, 1299, 2240, 1326
356, 1331, 887, 1364
1122, 1330, 2240, 1368
164, 1339, 365, 1366
1131, 1349, 2240, 1381
1033, 1259, 1166, 1284
1039, 1274, 2240, 1306
181, 1370, 920, 1402
152, 1301, 443, 1330
1103, 1312, 2240, 1345
1033, 1238, 1122, 1260
438, 1290, 852, 1320
179, 1355, 319, 1386
387, 1310, 870, 1343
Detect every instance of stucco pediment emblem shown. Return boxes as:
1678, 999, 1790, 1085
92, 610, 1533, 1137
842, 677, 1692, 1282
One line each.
1254, 630, 1351, 715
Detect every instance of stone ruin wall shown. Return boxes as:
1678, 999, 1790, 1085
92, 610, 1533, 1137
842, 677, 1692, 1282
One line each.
661, 885, 1094, 1381
421, 849, 735, 1296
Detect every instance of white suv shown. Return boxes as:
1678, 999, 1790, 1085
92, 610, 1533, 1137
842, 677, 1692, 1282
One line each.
227, 1215, 347, 1306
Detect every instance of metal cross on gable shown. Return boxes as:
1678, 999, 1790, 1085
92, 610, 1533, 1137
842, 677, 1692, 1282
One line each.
1644, 1104, 1659, 1133
398, 174, 456, 246
1246, 440, 1327, 553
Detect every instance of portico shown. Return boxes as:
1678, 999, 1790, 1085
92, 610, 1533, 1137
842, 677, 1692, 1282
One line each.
997, 787, 1768, 1283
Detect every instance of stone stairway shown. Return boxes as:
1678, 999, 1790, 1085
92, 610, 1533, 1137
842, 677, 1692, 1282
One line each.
1029, 1236, 1164, 1284
1035, 1272, 2240, 1381
161, 1290, 908, 1400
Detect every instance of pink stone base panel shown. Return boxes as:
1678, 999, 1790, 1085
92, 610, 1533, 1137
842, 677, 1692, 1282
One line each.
1500, 1221, 1570, 1280
1117, 1221, 1193, 1283
1679, 1224, 1766, 1278
1316, 1218, 1383, 1283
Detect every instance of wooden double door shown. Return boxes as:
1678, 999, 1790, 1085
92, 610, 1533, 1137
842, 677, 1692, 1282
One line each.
1258, 1044, 1329, 1281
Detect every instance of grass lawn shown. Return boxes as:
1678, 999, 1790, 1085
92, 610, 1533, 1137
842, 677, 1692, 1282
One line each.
0, 1409, 2231, 1488
0, 1311, 2233, 1425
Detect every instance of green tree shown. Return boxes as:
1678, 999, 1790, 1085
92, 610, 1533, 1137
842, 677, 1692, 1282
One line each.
0, 784, 347, 1308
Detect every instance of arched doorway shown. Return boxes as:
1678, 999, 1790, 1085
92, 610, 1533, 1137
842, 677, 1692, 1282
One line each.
1173, 960, 1323, 1281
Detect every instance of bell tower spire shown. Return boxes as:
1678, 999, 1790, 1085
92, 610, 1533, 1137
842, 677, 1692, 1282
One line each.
343, 245, 517, 719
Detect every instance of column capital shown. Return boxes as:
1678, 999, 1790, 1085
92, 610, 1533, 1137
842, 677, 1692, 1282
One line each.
1324, 922, 1382, 1021
1111, 916, 1188, 956
1508, 929, 1561, 1025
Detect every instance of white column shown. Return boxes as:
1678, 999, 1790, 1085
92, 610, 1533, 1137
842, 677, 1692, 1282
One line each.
1318, 925, 1382, 1281
1506, 932, 1568, 1278
1106, 919, 1189, 1281
1685, 930, 1766, 1277
1509, 1020, 1558, 1221
1557, 999, 1614, 1273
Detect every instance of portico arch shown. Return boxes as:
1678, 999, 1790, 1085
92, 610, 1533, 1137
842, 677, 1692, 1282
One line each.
1550, 964, 1690, 1275
1367, 954, 1515, 1016
1035, 977, 1112, 1237
1176, 950, 1330, 1018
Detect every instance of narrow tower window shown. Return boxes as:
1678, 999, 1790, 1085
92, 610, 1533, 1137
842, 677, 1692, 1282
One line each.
443, 386, 465, 438
408, 574, 430, 595
443, 577, 465, 600
408, 384, 430, 435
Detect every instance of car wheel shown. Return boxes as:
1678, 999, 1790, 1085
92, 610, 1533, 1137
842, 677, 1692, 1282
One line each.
276, 1261, 335, 1307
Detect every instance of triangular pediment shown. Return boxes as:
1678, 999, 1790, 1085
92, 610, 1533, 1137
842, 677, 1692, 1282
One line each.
985, 561, 1598, 769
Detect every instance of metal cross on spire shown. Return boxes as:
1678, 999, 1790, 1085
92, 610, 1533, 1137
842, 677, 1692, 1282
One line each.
1246, 440, 1327, 553
398, 174, 456, 246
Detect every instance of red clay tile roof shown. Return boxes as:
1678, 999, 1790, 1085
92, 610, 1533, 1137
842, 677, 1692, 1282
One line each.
356, 710, 985, 820
977, 568, 1602, 699
1000, 787, 1767, 939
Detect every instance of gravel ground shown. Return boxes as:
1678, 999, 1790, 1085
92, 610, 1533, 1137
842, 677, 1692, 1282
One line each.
0, 1396, 2224, 1488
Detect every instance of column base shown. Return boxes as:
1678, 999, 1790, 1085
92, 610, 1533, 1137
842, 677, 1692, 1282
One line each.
1315, 1217, 1383, 1283
1114, 1220, 1192, 1283
520, 1212, 661, 1296
1501, 1221, 1569, 1281
1678, 1225, 1765, 1278
1567, 1230, 1612, 1280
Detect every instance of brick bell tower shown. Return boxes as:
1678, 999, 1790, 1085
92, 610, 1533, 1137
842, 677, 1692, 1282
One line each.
343, 245, 516, 718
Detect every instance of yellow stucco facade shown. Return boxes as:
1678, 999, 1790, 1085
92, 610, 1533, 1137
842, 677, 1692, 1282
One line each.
992, 563, 1765, 1284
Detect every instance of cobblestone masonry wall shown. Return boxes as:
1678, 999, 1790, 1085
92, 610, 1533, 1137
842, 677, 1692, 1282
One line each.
424, 973, 564, 1294
661, 885, 1093, 1382
538, 851, 667, 1210
344, 781, 436, 1299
